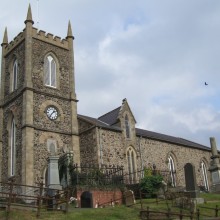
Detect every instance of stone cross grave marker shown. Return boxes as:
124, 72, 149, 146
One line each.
184, 163, 198, 198
124, 190, 135, 206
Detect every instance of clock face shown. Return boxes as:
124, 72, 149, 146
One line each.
46, 106, 58, 120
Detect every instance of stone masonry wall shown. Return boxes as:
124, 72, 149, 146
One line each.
4, 41, 25, 99
33, 93, 72, 133
2, 42, 25, 184
31, 37, 77, 183
79, 122, 212, 188
32, 39, 71, 98
79, 128, 98, 165
2, 96, 23, 182
78, 119, 94, 133
137, 137, 211, 187
100, 129, 125, 167
33, 130, 72, 183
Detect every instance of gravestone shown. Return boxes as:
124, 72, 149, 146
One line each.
184, 163, 198, 198
184, 163, 204, 205
124, 190, 135, 206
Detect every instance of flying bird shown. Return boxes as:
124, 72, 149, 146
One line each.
205, 82, 208, 86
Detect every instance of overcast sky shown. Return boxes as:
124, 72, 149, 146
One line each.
0, 0, 220, 149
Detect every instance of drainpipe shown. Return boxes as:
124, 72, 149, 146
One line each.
98, 127, 103, 167
138, 136, 143, 178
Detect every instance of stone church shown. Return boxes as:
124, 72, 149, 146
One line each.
0, 6, 213, 191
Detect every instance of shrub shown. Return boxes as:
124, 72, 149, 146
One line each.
140, 168, 163, 196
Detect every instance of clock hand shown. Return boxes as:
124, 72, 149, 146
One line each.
50, 110, 55, 118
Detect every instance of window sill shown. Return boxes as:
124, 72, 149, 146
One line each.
45, 85, 58, 90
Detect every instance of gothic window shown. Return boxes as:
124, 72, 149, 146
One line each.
44, 55, 56, 87
127, 147, 136, 183
10, 118, 16, 176
125, 115, 130, 138
201, 161, 209, 191
12, 59, 18, 91
168, 155, 176, 187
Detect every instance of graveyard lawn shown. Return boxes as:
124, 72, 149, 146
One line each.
0, 205, 141, 220
0, 193, 219, 220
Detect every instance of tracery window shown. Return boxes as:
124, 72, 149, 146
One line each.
127, 147, 136, 183
12, 59, 18, 91
201, 161, 209, 191
10, 118, 16, 176
44, 55, 56, 87
125, 115, 130, 138
168, 155, 176, 187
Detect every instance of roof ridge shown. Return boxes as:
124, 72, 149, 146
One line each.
136, 128, 209, 149
136, 127, 177, 138
179, 137, 207, 147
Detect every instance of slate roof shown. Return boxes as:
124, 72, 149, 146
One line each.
78, 114, 210, 152
78, 114, 121, 131
98, 107, 121, 125
136, 128, 210, 151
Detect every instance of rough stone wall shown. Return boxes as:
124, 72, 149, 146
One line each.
33, 93, 72, 133
2, 96, 23, 182
33, 130, 72, 183
30, 38, 79, 183
4, 41, 25, 99
137, 137, 211, 187
32, 39, 70, 98
1, 41, 25, 183
100, 129, 125, 167
79, 121, 212, 188
78, 119, 94, 133
79, 128, 98, 165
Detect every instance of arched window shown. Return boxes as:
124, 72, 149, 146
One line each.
127, 147, 136, 183
44, 55, 56, 87
10, 118, 16, 176
201, 161, 209, 191
12, 60, 18, 91
125, 115, 130, 138
168, 155, 176, 187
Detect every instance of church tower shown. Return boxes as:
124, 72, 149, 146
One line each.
0, 5, 80, 186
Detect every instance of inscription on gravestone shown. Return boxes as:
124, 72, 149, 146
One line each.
212, 171, 220, 184
184, 163, 198, 198
124, 190, 135, 206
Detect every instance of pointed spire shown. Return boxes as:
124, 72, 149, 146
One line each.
1, 27, 8, 46
25, 4, 34, 25
66, 20, 74, 39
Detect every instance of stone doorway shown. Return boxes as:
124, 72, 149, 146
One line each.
81, 191, 93, 208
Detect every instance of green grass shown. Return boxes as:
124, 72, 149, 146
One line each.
0, 193, 219, 220
0, 206, 141, 220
